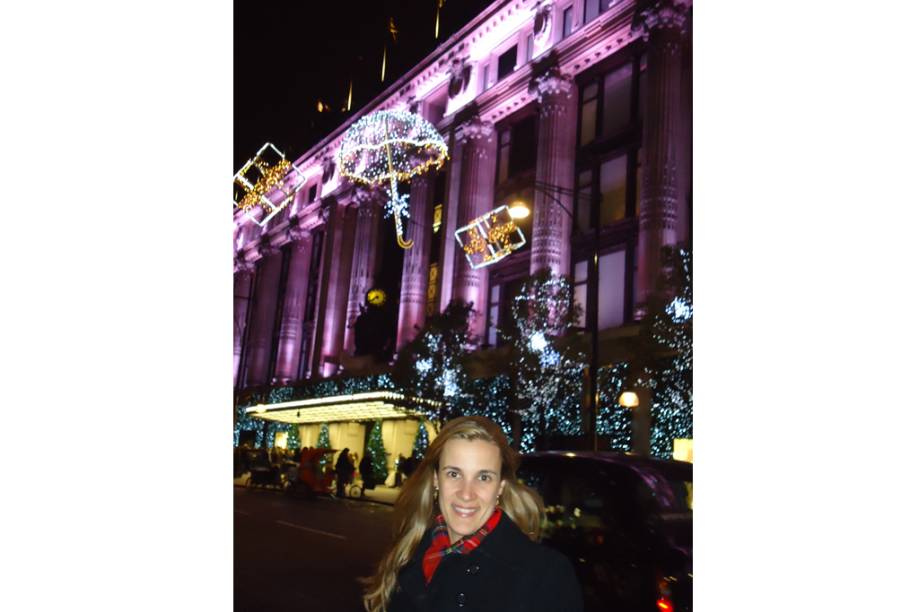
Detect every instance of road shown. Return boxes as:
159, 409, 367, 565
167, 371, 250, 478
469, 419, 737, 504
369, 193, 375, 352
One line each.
234, 486, 394, 611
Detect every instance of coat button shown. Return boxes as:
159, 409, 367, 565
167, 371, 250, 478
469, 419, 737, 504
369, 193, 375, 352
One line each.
466, 565, 479, 575
457, 592, 466, 607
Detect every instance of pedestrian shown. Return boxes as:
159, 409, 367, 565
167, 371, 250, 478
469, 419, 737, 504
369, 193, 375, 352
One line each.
360, 416, 583, 612
335, 447, 354, 498
359, 452, 374, 496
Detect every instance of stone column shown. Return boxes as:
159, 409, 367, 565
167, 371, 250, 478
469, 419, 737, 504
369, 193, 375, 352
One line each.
233, 260, 256, 387
273, 226, 313, 382
437, 132, 464, 313
451, 116, 496, 344
343, 189, 382, 355
311, 198, 357, 377
634, 0, 689, 316
242, 241, 282, 386
396, 172, 436, 350
530, 66, 577, 276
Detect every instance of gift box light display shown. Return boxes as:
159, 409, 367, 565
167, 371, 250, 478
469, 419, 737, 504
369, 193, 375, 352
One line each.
454, 205, 526, 269
233, 142, 308, 227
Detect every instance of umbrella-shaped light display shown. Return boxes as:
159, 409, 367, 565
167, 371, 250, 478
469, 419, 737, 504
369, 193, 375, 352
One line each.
338, 110, 448, 248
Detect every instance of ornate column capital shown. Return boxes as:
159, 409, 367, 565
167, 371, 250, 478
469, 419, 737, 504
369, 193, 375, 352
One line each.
352, 185, 381, 211
632, 0, 690, 40
457, 116, 494, 145
531, 65, 574, 116
234, 255, 256, 276
257, 239, 280, 260
286, 223, 304, 243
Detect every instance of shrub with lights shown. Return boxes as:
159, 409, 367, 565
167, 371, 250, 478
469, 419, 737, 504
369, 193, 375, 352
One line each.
393, 299, 476, 425
503, 269, 586, 450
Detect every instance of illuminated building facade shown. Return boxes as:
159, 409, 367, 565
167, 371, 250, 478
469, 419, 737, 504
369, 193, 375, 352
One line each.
233, 0, 692, 458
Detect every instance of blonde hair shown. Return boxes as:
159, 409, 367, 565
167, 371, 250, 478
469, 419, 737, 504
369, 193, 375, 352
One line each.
361, 416, 544, 612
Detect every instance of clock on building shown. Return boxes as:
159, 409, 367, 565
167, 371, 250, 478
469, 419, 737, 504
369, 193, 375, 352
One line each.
366, 288, 387, 307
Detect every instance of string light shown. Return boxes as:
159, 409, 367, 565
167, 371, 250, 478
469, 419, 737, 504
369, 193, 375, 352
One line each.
338, 110, 448, 248
233, 142, 308, 227
455, 205, 526, 269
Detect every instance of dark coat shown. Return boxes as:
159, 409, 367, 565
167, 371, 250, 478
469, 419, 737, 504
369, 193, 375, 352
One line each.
387, 512, 583, 612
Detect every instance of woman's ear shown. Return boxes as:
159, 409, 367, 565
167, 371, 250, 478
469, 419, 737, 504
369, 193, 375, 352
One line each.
432, 472, 439, 490
498, 479, 506, 497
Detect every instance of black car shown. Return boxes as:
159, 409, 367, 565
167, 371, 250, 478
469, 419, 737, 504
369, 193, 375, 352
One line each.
517, 452, 692, 612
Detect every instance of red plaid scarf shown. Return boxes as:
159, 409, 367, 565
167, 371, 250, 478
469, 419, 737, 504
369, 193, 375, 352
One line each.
421, 507, 502, 584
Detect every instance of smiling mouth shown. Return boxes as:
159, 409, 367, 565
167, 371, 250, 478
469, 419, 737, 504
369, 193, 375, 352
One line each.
451, 505, 479, 518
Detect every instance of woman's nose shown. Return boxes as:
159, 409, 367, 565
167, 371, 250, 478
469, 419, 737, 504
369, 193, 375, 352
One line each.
459, 480, 476, 500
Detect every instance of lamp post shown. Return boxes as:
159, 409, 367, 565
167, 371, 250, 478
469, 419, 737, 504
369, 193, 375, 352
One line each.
508, 180, 602, 452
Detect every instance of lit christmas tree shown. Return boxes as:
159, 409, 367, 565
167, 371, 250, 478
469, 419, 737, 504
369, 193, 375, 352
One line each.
504, 269, 586, 450
639, 246, 693, 458
411, 421, 429, 459
366, 420, 389, 484
317, 422, 331, 472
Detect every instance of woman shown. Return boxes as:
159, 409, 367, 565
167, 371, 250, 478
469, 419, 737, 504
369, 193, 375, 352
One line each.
362, 416, 583, 612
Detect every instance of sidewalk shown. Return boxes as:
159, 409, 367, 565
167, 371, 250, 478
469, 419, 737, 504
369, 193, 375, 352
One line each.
234, 472, 402, 506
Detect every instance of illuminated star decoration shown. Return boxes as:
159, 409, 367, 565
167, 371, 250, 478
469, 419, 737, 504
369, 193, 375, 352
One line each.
338, 110, 449, 249
233, 143, 308, 227
454, 204, 526, 269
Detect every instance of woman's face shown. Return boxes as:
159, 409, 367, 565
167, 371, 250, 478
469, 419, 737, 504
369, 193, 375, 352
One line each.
433, 438, 506, 544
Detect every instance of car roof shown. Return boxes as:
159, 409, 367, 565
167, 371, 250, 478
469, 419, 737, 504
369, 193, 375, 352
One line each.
521, 450, 692, 479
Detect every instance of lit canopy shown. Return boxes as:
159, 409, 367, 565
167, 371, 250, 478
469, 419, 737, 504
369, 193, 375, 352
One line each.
245, 391, 441, 425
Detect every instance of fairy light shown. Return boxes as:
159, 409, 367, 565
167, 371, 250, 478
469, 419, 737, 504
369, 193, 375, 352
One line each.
455, 205, 526, 269
338, 110, 448, 248
233, 142, 308, 227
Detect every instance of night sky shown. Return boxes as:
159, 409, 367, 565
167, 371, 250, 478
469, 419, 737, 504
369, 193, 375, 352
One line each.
234, 0, 495, 172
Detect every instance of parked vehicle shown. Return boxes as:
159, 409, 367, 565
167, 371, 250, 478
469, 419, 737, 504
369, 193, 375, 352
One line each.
517, 451, 692, 612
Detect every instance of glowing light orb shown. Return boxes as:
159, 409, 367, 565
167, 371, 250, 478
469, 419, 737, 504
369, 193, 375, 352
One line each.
338, 110, 448, 249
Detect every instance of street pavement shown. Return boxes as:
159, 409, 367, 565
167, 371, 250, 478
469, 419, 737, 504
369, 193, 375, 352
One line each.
234, 485, 395, 611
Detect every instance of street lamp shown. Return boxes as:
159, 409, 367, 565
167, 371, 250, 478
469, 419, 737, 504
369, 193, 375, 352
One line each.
509, 179, 602, 452
618, 390, 640, 408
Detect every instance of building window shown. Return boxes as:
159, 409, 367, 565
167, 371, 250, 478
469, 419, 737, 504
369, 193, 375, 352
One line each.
497, 128, 511, 184
599, 154, 628, 226
487, 283, 500, 347
308, 184, 318, 203
562, 6, 574, 39
583, 0, 603, 25
580, 82, 599, 146
526, 33, 534, 62
573, 260, 588, 328
481, 64, 491, 93
498, 45, 517, 81
602, 63, 632, 139
597, 249, 627, 329
509, 115, 537, 176
576, 169, 592, 234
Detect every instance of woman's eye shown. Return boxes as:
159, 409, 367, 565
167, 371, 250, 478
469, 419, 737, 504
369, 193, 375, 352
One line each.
479, 474, 492, 482
447, 470, 459, 478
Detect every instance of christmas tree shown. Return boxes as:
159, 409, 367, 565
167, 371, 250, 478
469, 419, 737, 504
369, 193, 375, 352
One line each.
317, 423, 331, 472
411, 421, 429, 459
366, 420, 389, 484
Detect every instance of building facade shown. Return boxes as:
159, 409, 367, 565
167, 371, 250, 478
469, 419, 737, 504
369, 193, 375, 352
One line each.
233, 0, 692, 462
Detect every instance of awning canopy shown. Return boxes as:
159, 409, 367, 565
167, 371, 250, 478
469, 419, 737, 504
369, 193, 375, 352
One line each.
245, 390, 440, 425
